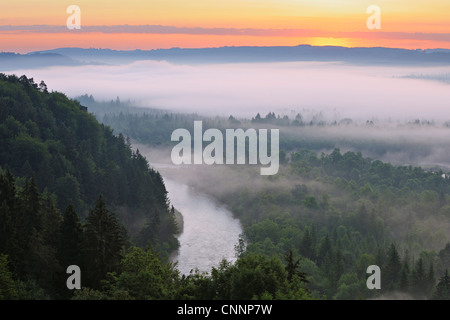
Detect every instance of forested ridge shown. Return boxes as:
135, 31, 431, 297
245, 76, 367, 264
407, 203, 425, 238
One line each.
0, 74, 179, 299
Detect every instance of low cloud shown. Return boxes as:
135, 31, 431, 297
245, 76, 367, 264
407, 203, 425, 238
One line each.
1, 25, 450, 44
6, 60, 450, 121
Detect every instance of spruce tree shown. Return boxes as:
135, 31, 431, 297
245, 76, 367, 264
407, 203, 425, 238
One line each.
299, 228, 315, 261
15, 176, 44, 277
433, 269, 450, 300
384, 243, 402, 290
398, 260, 410, 292
59, 201, 83, 268
0, 170, 18, 259
317, 234, 332, 266
411, 258, 427, 298
426, 262, 436, 297
42, 197, 62, 250
284, 249, 308, 284
20, 176, 42, 232
0, 254, 18, 300
83, 194, 125, 289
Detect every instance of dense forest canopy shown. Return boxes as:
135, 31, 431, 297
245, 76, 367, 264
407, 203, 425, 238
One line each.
0, 74, 179, 299
0, 75, 170, 216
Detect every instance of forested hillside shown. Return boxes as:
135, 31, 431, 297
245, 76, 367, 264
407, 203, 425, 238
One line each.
0, 74, 179, 299
0, 75, 170, 216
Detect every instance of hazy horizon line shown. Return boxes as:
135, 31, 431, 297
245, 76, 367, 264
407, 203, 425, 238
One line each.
1, 24, 450, 46
2, 43, 450, 55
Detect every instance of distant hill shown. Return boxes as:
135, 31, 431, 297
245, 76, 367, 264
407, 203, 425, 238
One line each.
33, 45, 450, 65
0, 52, 84, 70
2, 45, 449, 70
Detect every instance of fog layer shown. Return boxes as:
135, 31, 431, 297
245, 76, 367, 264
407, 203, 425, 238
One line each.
5, 60, 450, 121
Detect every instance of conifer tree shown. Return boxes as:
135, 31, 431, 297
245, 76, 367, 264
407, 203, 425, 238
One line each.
284, 249, 308, 284
426, 262, 436, 297
411, 258, 427, 298
59, 201, 84, 268
20, 176, 42, 233
0, 170, 18, 260
42, 197, 63, 250
384, 243, 401, 290
300, 229, 315, 261
0, 254, 18, 300
83, 194, 125, 289
317, 234, 332, 266
433, 269, 450, 300
398, 260, 410, 292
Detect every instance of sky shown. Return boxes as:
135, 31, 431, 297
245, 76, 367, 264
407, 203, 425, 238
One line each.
1, 0, 450, 52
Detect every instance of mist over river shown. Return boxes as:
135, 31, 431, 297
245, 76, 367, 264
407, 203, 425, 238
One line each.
163, 178, 243, 275
139, 146, 243, 275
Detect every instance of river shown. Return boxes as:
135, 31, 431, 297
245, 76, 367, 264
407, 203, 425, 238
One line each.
163, 178, 242, 275
141, 151, 243, 275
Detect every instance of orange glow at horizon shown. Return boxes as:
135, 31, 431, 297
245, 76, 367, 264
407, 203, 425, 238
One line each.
0, 1, 449, 52
1, 32, 449, 54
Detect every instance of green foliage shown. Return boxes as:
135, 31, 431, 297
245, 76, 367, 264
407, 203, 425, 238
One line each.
0, 74, 172, 222
0, 75, 179, 299
70, 248, 313, 300
14, 279, 50, 300
59, 201, 83, 268
433, 269, 450, 300
82, 195, 126, 289
177, 253, 313, 300
383, 243, 402, 290
102, 246, 180, 299
0, 255, 18, 300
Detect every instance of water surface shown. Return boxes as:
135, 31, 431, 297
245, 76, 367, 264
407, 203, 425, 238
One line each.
163, 178, 242, 275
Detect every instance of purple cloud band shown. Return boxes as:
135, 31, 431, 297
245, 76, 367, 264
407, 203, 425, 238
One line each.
0, 25, 449, 42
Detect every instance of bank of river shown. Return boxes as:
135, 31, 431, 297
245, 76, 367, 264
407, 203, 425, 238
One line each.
162, 178, 242, 275
141, 151, 243, 275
